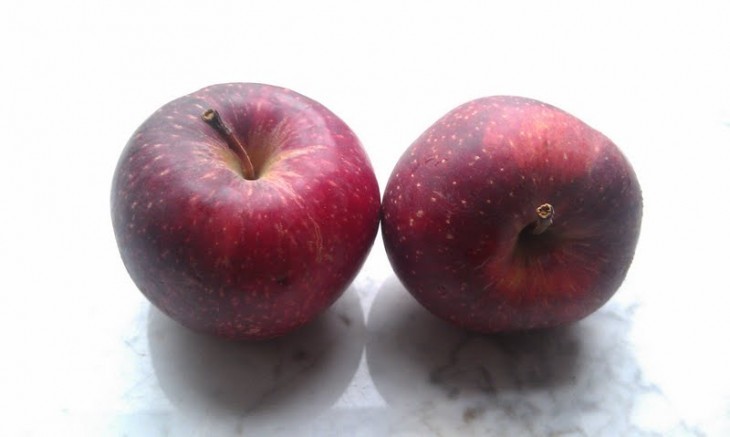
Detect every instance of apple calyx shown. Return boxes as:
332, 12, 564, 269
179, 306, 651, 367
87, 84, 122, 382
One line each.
531, 203, 554, 235
202, 108, 257, 180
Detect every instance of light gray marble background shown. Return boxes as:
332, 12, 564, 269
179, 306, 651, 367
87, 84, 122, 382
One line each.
85, 265, 727, 436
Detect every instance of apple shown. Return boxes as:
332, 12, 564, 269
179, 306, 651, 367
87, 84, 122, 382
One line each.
381, 96, 642, 333
111, 83, 380, 340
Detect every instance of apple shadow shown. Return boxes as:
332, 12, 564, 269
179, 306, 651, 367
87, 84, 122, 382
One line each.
366, 276, 640, 432
148, 286, 365, 429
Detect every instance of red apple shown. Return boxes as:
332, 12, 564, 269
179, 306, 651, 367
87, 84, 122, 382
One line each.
382, 96, 642, 333
111, 83, 380, 340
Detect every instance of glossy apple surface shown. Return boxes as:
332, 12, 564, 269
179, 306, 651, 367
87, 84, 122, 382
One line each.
112, 83, 380, 340
382, 96, 642, 333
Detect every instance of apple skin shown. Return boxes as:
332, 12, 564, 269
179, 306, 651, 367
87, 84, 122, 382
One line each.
111, 83, 380, 340
382, 96, 642, 333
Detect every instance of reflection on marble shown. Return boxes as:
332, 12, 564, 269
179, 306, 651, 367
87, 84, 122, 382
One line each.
147, 287, 366, 435
366, 276, 703, 436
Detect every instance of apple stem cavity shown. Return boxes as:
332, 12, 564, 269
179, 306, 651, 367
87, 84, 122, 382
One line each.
202, 109, 257, 180
532, 203, 554, 235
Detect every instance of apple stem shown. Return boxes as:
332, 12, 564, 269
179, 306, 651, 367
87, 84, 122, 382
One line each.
201, 109, 257, 180
532, 203, 554, 235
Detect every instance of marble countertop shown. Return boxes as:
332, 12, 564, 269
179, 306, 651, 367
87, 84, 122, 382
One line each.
58, 266, 729, 437
2, 1, 730, 435
28, 253, 729, 436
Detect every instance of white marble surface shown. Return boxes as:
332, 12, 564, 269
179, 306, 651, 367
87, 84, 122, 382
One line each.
23, 262, 730, 436
2, 1, 730, 436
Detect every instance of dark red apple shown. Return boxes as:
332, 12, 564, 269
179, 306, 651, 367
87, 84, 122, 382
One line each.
111, 83, 380, 340
382, 96, 642, 333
